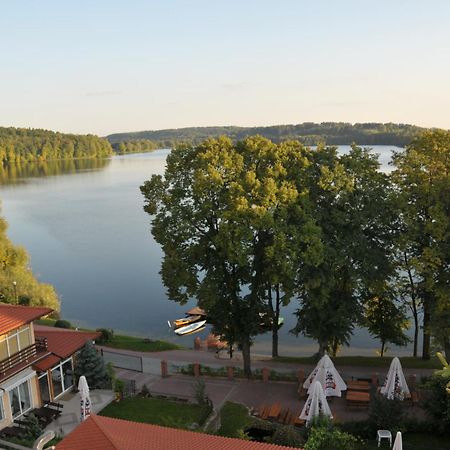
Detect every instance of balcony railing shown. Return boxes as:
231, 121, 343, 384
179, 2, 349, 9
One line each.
0, 338, 48, 376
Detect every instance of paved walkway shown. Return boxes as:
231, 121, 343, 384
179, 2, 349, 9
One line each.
99, 345, 436, 379
44, 389, 114, 437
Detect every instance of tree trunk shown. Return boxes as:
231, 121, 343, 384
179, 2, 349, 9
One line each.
271, 286, 280, 358
318, 341, 327, 357
380, 340, 385, 357
331, 338, 339, 357
241, 339, 252, 377
405, 253, 420, 358
422, 298, 431, 360
413, 312, 419, 358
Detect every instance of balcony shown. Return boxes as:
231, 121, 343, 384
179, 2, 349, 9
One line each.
0, 338, 49, 380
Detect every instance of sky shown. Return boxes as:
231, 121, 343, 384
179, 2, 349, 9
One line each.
1, 1, 449, 136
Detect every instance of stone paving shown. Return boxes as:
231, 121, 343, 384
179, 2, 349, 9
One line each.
44, 389, 114, 437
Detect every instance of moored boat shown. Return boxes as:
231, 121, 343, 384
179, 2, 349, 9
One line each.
174, 319, 207, 336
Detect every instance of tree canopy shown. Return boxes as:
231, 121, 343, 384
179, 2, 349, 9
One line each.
0, 127, 113, 164
141, 136, 321, 374
0, 212, 59, 311
142, 130, 450, 362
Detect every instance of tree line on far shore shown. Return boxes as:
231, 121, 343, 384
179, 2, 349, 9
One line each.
141, 129, 450, 376
108, 122, 427, 147
0, 127, 113, 164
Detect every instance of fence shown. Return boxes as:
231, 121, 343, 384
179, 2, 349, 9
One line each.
100, 348, 143, 372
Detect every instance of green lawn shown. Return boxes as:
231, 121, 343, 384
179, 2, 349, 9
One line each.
103, 334, 181, 352
216, 402, 252, 437
361, 433, 449, 450
274, 355, 441, 369
100, 397, 207, 429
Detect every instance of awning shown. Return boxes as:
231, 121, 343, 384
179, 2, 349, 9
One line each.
1, 367, 36, 391
33, 354, 61, 372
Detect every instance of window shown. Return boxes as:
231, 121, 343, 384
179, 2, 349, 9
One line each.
51, 358, 74, 398
38, 373, 50, 404
0, 395, 4, 421
8, 380, 32, 419
0, 326, 31, 361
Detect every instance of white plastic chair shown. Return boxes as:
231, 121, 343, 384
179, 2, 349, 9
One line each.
377, 429, 392, 447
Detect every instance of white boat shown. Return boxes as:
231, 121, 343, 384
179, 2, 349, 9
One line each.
174, 320, 207, 336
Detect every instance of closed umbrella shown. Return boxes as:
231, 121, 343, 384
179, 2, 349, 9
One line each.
78, 375, 91, 421
380, 357, 410, 400
392, 431, 402, 450
304, 355, 347, 397
300, 381, 332, 425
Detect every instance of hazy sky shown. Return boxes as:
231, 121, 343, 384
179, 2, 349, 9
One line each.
1, 1, 449, 136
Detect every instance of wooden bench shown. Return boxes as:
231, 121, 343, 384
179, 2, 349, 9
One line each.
268, 403, 281, 420
346, 390, 370, 409
347, 381, 370, 391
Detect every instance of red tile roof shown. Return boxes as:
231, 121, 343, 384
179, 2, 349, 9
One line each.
33, 354, 61, 372
34, 325, 100, 359
56, 415, 299, 450
0, 303, 53, 336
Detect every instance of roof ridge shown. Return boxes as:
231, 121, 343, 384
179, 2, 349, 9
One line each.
91, 416, 298, 449
90, 415, 121, 449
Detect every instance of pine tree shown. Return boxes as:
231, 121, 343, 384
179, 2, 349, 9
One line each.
74, 341, 110, 389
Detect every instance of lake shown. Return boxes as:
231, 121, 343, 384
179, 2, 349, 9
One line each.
0, 146, 417, 356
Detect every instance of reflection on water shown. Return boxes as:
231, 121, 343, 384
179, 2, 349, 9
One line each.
0, 158, 111, 185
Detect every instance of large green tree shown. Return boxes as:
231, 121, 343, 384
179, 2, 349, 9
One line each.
0, 212, 59, 311
292, 145, 397, 355
364, 285, 410, 357
392, 130, 450, 359
141, 136, 319, 373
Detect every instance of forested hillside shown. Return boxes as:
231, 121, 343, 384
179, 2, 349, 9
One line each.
0, 127, 113, 164
0, 213, 59, 311
107, 122, 428, 147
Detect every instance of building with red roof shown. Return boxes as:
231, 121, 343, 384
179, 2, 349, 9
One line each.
56, 415, 299, 450
0, 303, 100, 430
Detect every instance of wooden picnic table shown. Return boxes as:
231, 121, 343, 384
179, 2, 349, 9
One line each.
268, 403, 281, 419
346, 390, 370, 408
33, 406, 60, 425
347, 381, 370, 391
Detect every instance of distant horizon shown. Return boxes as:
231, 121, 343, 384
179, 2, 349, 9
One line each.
0, 120, 444, 138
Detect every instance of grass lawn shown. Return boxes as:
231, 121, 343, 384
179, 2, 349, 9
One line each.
216, 402, 252, 437
274, 355, 441, 369
103, 334, 181, 352
361, 433, 449, 450
100, 397, 207, 429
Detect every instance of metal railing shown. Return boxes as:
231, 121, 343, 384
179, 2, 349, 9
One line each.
0, 339, 48, 376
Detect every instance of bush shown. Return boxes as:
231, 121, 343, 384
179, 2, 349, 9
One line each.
54, 319, 72, 329
338, 420, 373, 439
368, 394, 406, 433
422, 375, 450, 434
193, 379, 207, 406
305, 425, 359, 450
96, 328, 114, 344
74, 341, 111, 389
140, 384, 150, 397
270, 425, 305, 448
23, 413, 42, 441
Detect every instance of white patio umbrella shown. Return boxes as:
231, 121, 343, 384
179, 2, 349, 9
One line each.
392, 431, 403, 450
78, 375, 91, 421
300, 381, 332, 425
304, 355, 347, 397
380, 357, 410, 400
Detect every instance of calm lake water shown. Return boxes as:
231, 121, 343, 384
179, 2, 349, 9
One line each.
0, 146, 416, 356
